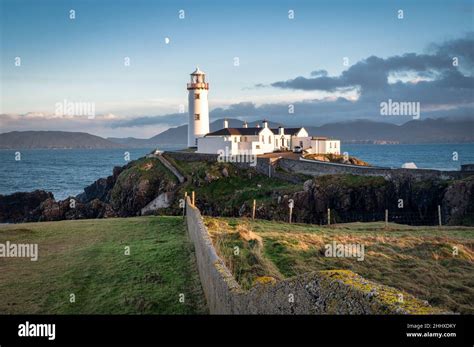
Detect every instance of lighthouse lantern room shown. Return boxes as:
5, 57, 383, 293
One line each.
187, 67, 210, 147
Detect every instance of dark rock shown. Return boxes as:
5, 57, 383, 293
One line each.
76, 166, 124, 203
0, 190, 53, 223
442, 176, 474, 225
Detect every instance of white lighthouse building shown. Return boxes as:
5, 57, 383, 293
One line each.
186, 66, 341, 156
187, 67, 210, 147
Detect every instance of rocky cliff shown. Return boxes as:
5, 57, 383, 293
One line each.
1, 154, 473, 225
0, 157, 178, 223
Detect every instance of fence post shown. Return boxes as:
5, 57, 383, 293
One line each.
183, 192, 188, 218
252, 199, 256, 220
289, 199, 294, 224
192, 191, 195, 206
385, 209, 388, 229
438, 205, 442, 227
327, 208, 331, 226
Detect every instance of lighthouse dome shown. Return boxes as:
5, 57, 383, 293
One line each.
191, 67, 205, 75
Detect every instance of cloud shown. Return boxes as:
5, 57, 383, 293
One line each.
271, 33, 474, 103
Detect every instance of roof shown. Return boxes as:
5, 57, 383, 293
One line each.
205, 126, 305, 137
270, 127, 303, 135
206, 127, 263, 136
191, 67, 205, 75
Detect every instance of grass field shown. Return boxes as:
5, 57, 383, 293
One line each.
0, 216, 207, 314
205, 217, 474, 314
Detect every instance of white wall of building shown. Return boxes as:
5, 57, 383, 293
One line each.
308, 139, 341, 155
326, 140, 341, 154
197, 136, 235, 154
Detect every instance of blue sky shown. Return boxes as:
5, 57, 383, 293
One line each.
0, 0, 473, 137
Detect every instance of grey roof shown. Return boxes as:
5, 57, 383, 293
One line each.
206, 126, 304, 137
270, 128, 303, 135
206, 128, 262, 136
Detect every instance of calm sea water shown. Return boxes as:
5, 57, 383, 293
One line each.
0, 147, 177, 200
1, 144, 473, 200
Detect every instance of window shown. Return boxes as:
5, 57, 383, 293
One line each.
256, 145, 260, 149
234, 137, 237, 143
194, 114, 200, 120
194, 93, 200, 100
269, 136, 272, 144
299, 141, 303, 147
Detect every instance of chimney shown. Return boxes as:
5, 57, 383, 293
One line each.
262, 119, 268, 128
243, 121, 248, 128
278, 126, 284, 135
223, 119, 228, 128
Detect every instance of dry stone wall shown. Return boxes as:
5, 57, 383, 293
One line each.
185, 198, 446, 314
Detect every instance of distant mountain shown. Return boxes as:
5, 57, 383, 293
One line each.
305, 118, 474, 143
3, 118, 472, 149
0, 131, 123, 149
107, 117, 474, 147
107, 119, 282, 148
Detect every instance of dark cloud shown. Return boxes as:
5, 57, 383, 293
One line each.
310, 69, 328, 77
271, 34, 474, 97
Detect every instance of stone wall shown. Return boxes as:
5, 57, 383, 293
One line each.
166, 151, 470, 182
280, 158, 468, 180
155, 154, 185, 183
185, 198, 446, 314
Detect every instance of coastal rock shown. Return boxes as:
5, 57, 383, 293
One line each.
109, 158, 178, 216
0, 190, 53, 223
76, 166, 124, 203
442, 176, 474, 225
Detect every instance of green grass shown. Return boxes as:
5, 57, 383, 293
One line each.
317, 174, 386, 188
205, 217, 474, 314
0, 216, 207, 314
166, 157, 301, 208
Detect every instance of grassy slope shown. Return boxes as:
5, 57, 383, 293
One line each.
0, 216, 207, 314
165, 156, 301, 207
205, 217, 474, 314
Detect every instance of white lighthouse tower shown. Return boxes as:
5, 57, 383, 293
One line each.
187, 67, 210, 147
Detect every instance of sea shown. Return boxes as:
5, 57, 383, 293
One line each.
1, 143, 473, 200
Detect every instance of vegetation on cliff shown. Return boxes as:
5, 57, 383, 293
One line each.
109, 157, 178, 216
165, 155, 472, 226
164, 155, 302, 216
205, 217, 474, 314
1, 153, 473, 226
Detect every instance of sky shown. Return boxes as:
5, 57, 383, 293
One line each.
0, 0, 473, 138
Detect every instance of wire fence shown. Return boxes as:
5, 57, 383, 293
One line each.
299, 210, 474, 227
322, 211, 441, 226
